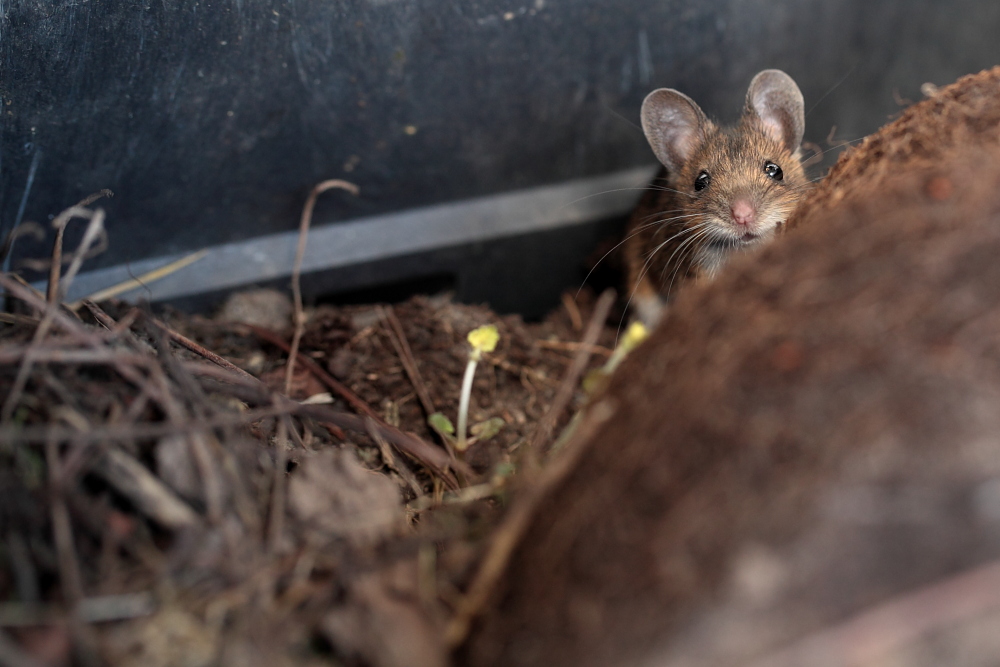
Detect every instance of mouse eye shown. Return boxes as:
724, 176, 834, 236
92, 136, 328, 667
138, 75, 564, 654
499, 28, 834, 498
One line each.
764, 161, 783, 181
694, 171, 711, 191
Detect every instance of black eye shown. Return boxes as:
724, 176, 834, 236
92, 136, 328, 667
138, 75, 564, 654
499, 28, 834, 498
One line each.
694, 171, 710, 191
764, 161, 783, 181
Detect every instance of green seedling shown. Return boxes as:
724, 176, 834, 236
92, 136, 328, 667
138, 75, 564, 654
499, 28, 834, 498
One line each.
470, 417, 505, 441
426, 325, 504, 455
428, 412, 456, 440
429, 410, 505, 453
583, 321, 650, 394
457, 324, 499, 452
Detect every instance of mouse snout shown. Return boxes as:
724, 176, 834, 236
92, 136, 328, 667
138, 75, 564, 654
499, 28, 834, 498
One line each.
730, 198, 756, 228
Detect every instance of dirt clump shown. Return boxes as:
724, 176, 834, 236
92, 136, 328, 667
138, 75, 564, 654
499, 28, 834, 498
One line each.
787, 65, 1000, 228
461, 68, 1000, 667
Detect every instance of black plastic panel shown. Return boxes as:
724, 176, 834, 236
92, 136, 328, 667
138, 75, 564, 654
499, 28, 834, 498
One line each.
3, 0, 1000, 305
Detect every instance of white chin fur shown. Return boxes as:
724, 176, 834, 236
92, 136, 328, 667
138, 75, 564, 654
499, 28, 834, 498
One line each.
694, 221, 777, 277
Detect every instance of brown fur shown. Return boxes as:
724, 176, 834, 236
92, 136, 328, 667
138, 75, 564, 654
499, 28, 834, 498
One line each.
624, 104, 808, 305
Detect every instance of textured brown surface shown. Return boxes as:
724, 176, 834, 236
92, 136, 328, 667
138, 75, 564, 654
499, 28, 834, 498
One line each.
462, 68, 1000, 667
787, 65, 1000, 229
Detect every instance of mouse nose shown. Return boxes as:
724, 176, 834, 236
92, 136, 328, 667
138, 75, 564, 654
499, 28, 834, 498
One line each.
731, 199, 756, 228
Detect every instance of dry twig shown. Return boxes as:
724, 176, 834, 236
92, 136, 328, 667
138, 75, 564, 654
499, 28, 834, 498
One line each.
151, 314, 256, 381
380, 305, 436, 417
284, 179, 359, 395
445, 398, 619, 648
90, 449, 202, 530
2, 209, 106, 421
745, 556, 1000, 667
70, 249, 208, 308
267, 417, 289, 555
527, 289, 615, 451
47, 190, 113, 304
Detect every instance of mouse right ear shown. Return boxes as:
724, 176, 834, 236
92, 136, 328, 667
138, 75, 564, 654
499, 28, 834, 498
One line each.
641, 89, 710, 173
745, 69, 805, 153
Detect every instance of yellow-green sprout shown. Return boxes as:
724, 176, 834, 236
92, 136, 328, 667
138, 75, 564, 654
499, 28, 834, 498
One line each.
456, 325, 499, 451
606, 321, 649, 373
583, 321, 650, 394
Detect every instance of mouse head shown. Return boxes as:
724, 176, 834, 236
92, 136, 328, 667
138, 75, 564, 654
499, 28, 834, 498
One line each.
641, 70, 807, 255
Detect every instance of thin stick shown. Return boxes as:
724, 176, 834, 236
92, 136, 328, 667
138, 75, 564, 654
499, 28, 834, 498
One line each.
46, 438, 84, 605
444, 397, 619, 648
0, 312, 40, 326
284, 179, 359, 395
0, 628, 48, 667
90, 449, 202, 530
46, 206, 91, 305
267, 417, 289, 555
535, 339, 613, 357
743, 556, 1000, 667
248, 324, 380, 420
78, 302, 145, 348
0, 347, 153, 365
70, 249, 209, 308
145, 322, 225, 524
57, 209, 106, 303
0, 275, 105, 346
47, 191, 113, 304
247, 325, 470, 484
2, 210, 106, 422
365, 416, 424, 497
528, 289, 615, 451
0, 402, 296, 445
380, 305, 436, 417
150, 314, 256, 382
561, 292, 583, 331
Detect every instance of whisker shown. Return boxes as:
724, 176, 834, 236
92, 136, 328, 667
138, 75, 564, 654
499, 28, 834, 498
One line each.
666, 228, 715, 296
660, 226, 714, 289
643, 221, 713, 263
574, 220, 679, 298
557, 183, 696, 212
639, 208, 693, 222
648, 214, 704, 239
616, 222, 712, 342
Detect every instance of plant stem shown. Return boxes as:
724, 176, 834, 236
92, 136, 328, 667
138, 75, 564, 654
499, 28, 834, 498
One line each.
456, 358, 478, 451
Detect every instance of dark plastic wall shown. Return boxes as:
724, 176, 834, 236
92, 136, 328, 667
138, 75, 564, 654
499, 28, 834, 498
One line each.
3, 1, 1000, 312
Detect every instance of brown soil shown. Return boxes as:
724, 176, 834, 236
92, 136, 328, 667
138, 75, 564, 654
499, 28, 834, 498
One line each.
787, 65, 1000, 228
0, 280, 616, 667
462, 66, 1000, 667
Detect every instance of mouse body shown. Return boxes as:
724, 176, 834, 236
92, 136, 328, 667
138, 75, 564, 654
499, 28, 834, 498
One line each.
624, 69, 808, 324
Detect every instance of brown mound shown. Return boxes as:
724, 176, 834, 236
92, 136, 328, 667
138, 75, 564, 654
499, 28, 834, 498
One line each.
788, 65, 1000, 228
461, 70, 1000, 667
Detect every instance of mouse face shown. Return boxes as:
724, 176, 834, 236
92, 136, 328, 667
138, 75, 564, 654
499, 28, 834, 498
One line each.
671, 117, 808, 276
627, 70, 807, 308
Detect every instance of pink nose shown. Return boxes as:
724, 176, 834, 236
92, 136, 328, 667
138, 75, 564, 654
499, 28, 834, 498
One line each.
731, 199, 756, 227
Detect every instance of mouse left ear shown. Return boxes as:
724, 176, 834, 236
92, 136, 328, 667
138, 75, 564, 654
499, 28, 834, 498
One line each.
744, 69, 805, 153
641, 88, 710, 173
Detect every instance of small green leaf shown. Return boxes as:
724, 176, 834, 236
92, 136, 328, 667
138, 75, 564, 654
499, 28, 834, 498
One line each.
470, 417, 505, 441
582, 368, 608, 395
493, 461, 516, 478
428, 412, 455, 436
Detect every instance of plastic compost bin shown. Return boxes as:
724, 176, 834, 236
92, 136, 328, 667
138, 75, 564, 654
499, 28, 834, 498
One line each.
3, 0, 1000, 316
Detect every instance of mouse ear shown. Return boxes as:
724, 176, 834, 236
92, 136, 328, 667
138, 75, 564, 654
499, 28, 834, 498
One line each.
641, 88, 710, 172
744, 69, 805, 153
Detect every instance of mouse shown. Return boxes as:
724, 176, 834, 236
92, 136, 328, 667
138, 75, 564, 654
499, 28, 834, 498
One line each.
623, 69, 807, 325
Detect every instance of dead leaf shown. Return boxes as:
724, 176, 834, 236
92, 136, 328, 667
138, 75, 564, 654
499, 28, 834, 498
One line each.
321, 559, 446, 667
287, 448, 402, 544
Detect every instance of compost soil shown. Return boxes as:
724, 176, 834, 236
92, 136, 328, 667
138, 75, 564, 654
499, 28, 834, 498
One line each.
3, 65, 1000, 667
0, 274, 618, 667
463, 66, 1000, 667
